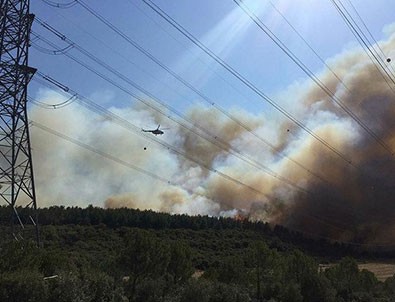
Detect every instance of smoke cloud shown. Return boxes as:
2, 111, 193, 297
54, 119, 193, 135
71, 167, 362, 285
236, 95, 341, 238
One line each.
29, 28, 395, 244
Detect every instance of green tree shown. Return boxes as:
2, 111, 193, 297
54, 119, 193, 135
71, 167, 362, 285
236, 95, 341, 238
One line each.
247, 241, 284, 301
0, 241, 40, 272
179, 279, 210, 302
324, 257, 378, 301
279, 281, 303, 302
0, 269, 47, 302
208, 281, 251, 302
168, 241, 194, 285
301, 273, 336, 302
119, 230, 170, 300
134, 277, 168, 302
285, 250, 337, 301
207, 256, 248, 286
286, 250, 317, 283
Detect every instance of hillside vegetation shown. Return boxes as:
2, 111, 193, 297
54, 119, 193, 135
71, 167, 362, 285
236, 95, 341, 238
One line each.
1, 205, 395, 301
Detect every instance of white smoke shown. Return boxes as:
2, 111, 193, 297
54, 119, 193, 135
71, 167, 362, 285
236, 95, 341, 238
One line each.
29, 29, 395, 243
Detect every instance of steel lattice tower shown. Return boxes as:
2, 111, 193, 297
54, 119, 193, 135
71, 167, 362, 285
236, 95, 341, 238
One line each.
0, 0, 39, 244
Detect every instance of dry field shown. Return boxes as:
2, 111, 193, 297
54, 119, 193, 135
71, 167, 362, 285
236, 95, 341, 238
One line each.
358, 263, 395, 282
319, 263, 395, 282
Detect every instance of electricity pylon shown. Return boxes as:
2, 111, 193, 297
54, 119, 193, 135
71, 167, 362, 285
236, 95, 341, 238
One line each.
0, 0, 39, 245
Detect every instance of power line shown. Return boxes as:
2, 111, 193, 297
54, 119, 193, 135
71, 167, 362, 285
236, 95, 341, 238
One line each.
37, 0, 351, 191
32, 0, 395, 245
330, 0, 395, 90
32, 72, 276, 200
40, 0, 77, 9
140, 0, 370, 173
134, 0, 395, 220
135, 0, 363, 171
43, 1, 395, 197
31, 120, 173, 185
126, 0, 263, 111
34, 6, 196, 107
43, 0, 271, 131
343, 0, 395, 77
35, 3, 394, 206
345, 0, 392, 63
27, 88, 77, 109
32, 113, 384, 245
33, 67, 376, 226
233, 0, 394, 157
31, 27, 314, 195
268, 1, 352, 96
31, 42, 74, 55
60, 1, 393, 207
30, 78, 378, 244
69, 0, 370, 172
47, 1, 394, 187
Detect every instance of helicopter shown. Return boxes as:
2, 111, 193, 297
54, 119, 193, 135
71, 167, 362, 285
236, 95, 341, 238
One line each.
141, 124, 166, 135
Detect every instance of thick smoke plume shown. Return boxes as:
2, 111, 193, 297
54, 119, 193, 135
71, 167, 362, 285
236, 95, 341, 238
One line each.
30, 29, 395, 244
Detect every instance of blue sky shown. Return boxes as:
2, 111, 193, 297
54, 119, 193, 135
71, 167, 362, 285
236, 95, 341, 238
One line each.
30, 0, 395, 115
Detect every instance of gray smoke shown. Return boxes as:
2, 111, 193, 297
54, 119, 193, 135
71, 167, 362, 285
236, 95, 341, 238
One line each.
29, 28, 395, 243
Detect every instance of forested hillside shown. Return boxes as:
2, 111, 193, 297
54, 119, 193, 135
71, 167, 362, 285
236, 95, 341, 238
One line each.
1, 205, 395, 301
0, 205, 384, 259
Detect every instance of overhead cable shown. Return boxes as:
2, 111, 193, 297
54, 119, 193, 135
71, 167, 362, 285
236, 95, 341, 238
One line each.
268, 1, 352, 95
33, 72, 275, 200
140, 0, 362, 168
31, 28, 312, 195
33, 70, 371, 223
330, 0, 395, 89
35, 15, 332, 186
40, 0, 77, 9
31, 115, 375, 245
36, 7, 336, 186
233, 0, 394, 157
31, 120, 173, 185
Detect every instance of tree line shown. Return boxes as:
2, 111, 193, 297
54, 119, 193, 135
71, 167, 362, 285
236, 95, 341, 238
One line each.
0, 205, 382, 259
